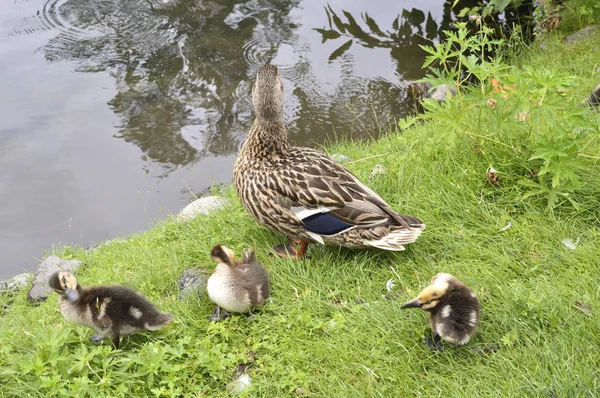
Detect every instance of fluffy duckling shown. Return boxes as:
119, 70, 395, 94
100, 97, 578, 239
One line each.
206, 245, 270, 322
48, 271, 173, 349
401, 273, 479, 351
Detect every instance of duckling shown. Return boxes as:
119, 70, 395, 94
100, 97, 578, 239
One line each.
206, 245, 270, 322
401, 273, 479, 351
48, 271, 173, 349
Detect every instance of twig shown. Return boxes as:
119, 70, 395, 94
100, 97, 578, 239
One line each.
347, 153, 390, 164
465, 131, 515, 150
578, 153, 600, 160
389, 266, 402, 281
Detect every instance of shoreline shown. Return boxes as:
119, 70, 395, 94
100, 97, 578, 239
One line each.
2, 9, 600, 396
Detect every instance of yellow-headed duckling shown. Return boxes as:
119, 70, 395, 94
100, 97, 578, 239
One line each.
49, 271, 173, 349
206, 245, 270, 322
402, 273, 479, 351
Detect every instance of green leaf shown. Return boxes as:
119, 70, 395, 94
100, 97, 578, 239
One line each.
329, 6, 347, 33
328, 39, 353, 62
398, 116, 417, 130
363, 13, 384, 36
324, 6, 332, 29
314, 28, 341, 43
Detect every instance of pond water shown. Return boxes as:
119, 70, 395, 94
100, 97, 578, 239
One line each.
0, 0, 487, 279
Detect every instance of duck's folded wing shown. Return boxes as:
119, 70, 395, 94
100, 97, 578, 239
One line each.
263, 152, 423, 231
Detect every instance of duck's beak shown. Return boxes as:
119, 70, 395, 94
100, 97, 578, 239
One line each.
401, 298, 420, 309
64, 288, 80, 303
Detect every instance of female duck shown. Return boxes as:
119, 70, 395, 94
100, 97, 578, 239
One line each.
49, 271, 173, 349
233, 64, 425, 259
206, 245, 270, 322
401, 273, 480, 351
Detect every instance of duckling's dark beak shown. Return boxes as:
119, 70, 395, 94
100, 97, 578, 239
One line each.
401, 298, 420, 309
64, 288, 80, 303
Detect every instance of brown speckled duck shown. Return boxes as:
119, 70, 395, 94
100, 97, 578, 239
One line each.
233, 64, 425, 259
49, 271, 173, 349
401, 273, 480, 351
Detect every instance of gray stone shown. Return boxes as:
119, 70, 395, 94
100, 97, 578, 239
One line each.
407, 82, 456, 103
0, 273, 31, 292
177, 196, 232, 222
407, 82, 432, 99
27, 255, 82, 303
177, 268, 208, 299
330, 153, 352, 164
566, 26, 598, 45
430, 84, 457, 103
539, 40, 547, 50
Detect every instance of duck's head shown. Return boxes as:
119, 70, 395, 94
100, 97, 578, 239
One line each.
252, 64, 284, 121
211, 245, 238, 267
48, 271, 81, 303
401, 273, 455, 312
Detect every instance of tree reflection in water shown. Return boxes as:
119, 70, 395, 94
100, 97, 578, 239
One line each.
26, 0, 528, 176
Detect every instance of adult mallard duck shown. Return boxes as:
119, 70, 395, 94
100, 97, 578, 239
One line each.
233, 64, 425, 259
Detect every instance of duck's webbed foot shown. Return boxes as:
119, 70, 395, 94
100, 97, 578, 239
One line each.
425, 332, 444, 352
109, 330, 121, 350
209, 306, 230, 322
91, 334, 105, 344
272, 240, 309, 260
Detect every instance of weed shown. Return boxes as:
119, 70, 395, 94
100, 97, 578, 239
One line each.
404, 20, 599, 211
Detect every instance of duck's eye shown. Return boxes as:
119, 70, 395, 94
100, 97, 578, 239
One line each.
426, 300, 432, 305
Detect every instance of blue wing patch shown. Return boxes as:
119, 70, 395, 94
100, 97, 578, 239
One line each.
301, 212, 353, 236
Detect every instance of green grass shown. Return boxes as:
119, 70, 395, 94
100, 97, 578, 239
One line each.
2, 11, 600, 398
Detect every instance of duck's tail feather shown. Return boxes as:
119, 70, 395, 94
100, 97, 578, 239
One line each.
365, 227, 423, 251
398, 214, 426, 229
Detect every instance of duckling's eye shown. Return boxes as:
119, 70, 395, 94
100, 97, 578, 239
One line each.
426, 300, 432, 305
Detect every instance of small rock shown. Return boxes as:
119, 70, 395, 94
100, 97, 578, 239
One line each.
407, 82, 432, 99
430, 84, 457, 102
407, 82, 456, 103
177, 196, 231, 222
27, 255, 82, 303
566, 26, 597, 45
0, 273, 31, 292
177, 268, 207, 299
295, 387, 307, 395
539, 40, 547, 50
330, 153, 352, 163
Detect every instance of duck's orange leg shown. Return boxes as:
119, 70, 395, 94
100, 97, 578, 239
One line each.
272, 239, 309, 260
